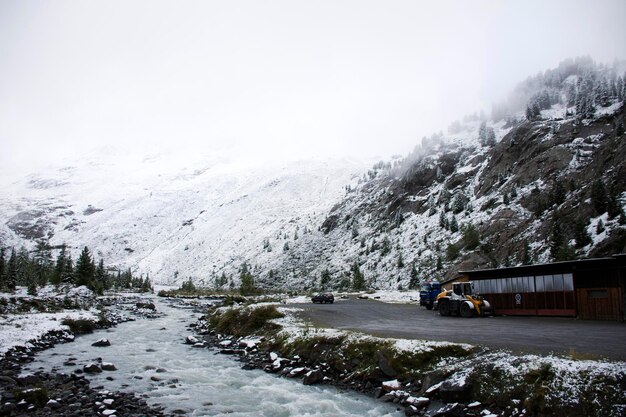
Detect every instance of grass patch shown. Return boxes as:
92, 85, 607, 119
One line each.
208, 305, 284, 337
14, 387, 49, 408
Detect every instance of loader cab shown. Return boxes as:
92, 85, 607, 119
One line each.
452, 282, 474, 297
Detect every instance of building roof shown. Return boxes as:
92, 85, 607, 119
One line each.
458, 254, 625, 279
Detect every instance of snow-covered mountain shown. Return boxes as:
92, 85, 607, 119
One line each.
276, 59, 626, 290
2, 58, 625, 291
0, 149, 370, 286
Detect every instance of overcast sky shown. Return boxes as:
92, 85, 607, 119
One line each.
1, 0, 625, 172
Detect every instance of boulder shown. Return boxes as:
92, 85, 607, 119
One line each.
185, 336, 199, 345
382, 379, 401, 392
92, 339, 111, 347
101, 363, 117, 371
303, 369, 324, 385
287, 367, 306, 378
439, 377, 473, 403
421, 369, 448, 395
431, 403, 466, 417
136, 302, 156, 310
0, 376, 17, 386
406, 396, 430, 409
83, 363, 102, 373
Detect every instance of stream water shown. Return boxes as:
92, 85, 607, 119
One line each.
23, 297, 404, 417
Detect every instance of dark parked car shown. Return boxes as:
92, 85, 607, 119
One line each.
311, 293, 334, 304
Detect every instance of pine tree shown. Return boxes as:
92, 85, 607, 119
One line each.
397, 252, 404, 268
0, 248, 5, 291
34, 240, 52, 287
51, 245, 67, 286
461, 223, 480, 250
550, 217, 565, 260
436, 256, 443, 271
439, 211, 447, 228
574, 218, 592, 248
239, 263, 255, 295
408, 262, 419, 290
320, 269, 331, 290
607, 183, 622, 219
449, 216, 459, 233
74, 246, 95, 288
452, 194, 465, 214
596, 219, 605, 234
351, 261, 366, 291
551, 180, 566, 206
591, 179, 607, 215
63, 256, 74, 284
380, 237, 391, 256
522, 240, 532, 265
485, 127, 496, 146
94, 258, 106, 294
142, 275, 152, 293
6, 249, 17, 292
478, 121, 487, 144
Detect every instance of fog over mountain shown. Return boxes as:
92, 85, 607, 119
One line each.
1, 1, 625, 174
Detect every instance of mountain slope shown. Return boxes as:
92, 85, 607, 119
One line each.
0, 151, 368, 286
276, 66, 626, 290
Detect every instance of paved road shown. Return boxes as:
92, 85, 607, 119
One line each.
293, 299, 626, 361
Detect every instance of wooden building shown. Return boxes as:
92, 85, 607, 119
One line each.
457, 254, 626, 321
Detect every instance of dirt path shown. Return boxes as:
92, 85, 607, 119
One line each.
293, 299, 626, 360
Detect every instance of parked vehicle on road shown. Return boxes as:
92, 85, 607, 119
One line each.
311, 293, 334, 304
419, 282, 442, 310
438, 282, 492, 317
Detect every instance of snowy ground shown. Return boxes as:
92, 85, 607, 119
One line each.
0, 309, 97, 358
0, 285, 100, 358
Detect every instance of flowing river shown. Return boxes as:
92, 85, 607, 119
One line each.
23, 297, 404, 417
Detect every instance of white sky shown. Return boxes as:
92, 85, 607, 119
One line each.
1, 0, 625, 173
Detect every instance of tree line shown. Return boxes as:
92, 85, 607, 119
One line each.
0, 242, 151, 295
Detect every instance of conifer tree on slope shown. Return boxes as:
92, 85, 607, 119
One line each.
74, 246, 95, 288
6, 249, 17, 291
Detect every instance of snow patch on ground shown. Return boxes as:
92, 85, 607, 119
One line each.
0, 309, 97, 358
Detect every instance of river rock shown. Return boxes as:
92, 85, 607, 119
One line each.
303, 369, 324, 385
185, 336, 199, 345
101, 363, 117, 371
431, 402, 466, 417
382, 379, 401, 392
92, 339, 111, 347
405, 396, 430, 408
83, 363, 102, 373
136, 302, 156, 310
0, 376, 17, 386
287, 367, 306, 378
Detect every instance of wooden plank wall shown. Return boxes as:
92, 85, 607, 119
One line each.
576, 287, 623, 321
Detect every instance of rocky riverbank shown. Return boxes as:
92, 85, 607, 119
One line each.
191, 303, 626, 417
0, 290, 171, 417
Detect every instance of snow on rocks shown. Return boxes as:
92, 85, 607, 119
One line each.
382, 379, 401, 392
92, 338, 111, 347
